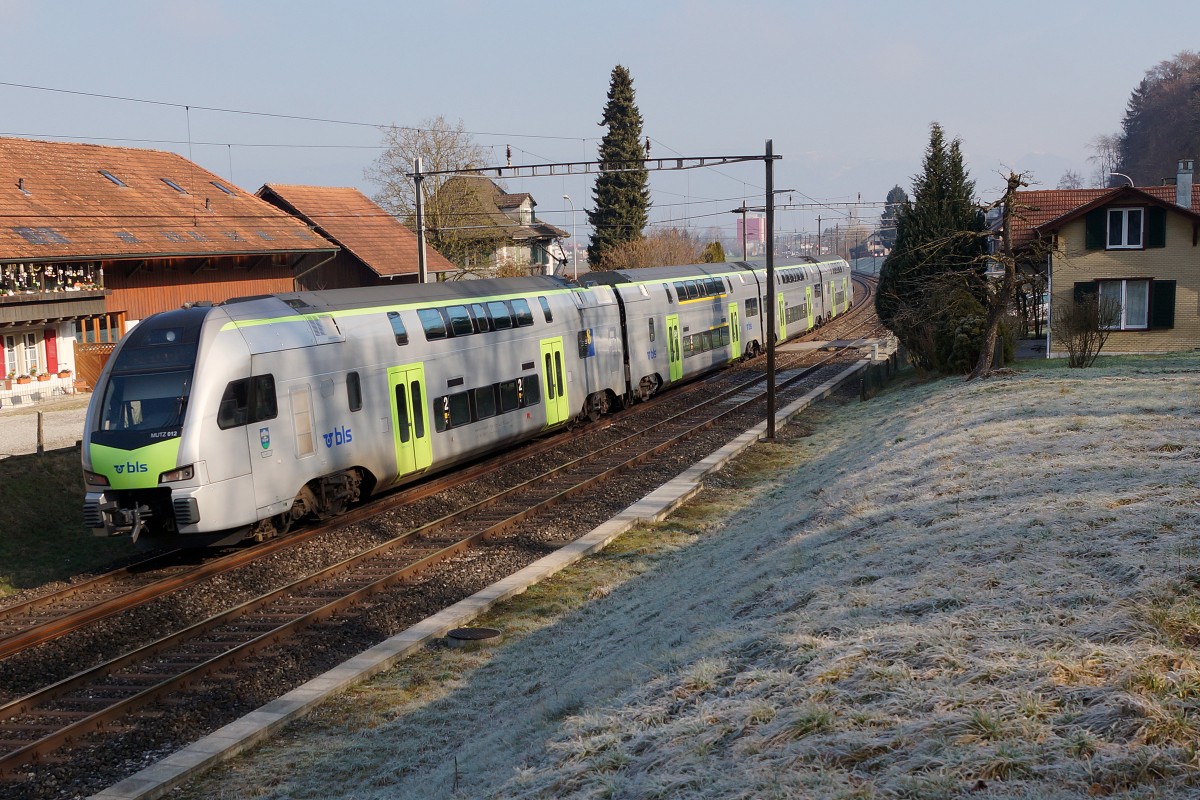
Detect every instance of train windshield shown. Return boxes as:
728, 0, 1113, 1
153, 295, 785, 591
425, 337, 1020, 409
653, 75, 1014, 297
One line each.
99, 370, 192, 432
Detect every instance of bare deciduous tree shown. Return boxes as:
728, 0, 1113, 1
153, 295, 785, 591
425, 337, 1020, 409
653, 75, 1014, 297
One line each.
597, 228, 707, 270
1055, 292, 1121, 367
1088, 134, 1122, 187
364, 116, 493, 268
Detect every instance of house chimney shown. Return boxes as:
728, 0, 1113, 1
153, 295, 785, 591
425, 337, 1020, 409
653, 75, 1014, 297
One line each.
1177, 159, 1194, 209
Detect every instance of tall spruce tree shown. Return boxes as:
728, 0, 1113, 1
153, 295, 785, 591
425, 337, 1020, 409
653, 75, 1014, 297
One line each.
875, 122, 986, 371
588, 65, 650, 268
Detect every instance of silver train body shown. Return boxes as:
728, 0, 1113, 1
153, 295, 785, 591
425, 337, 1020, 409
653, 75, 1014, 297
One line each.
81, 258, 850, 546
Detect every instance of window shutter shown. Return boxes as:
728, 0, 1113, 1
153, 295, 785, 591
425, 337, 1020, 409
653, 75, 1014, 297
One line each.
1073, 281, 1097, 302
1084, 209, 1106, 250
1150, 280, 1176, 329
43, 328, 58, 373
1147, 206, 1167, 248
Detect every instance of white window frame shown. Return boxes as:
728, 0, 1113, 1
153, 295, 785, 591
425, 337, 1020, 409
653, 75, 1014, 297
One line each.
1097, 279, 1150, 330
23, 332, 39, 375
1107, 207, 1144, 249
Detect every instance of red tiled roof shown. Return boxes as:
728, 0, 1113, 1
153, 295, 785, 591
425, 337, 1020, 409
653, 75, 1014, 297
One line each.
1011, 185, 1200, 248
257, 184, 454, 277
0, 137, 334, 263
496, 192, 533, 208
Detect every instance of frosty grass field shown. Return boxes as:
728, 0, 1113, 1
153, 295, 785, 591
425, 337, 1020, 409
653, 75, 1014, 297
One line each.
177, 354, 1200, 799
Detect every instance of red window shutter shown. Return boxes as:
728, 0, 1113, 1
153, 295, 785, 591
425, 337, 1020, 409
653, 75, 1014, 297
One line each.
44, 328, 58, 373
0, 342, 5, 377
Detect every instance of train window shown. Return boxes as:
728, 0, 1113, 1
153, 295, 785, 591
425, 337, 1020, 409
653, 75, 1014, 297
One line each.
746, 298, 759, 317
469, 303, 492, 333
673, 281, 686, 301
538, 296, 553, 323
474, 385, 498, 419
726, 278, 734, 293
488, 301, 513, 330
347, 372, 362, 412
684, 280, 699, 299
663, 283, 673, 303
648, 318, 656, 342
251, 376, 277, 422
446, 305, 473, 337
396, 385, 411, 442
512, 298, 534, 327
554, 352, 565, 398
544, 353, 555, 399
411, 381, 425, 438
707, 277, 723, 295
417, 308, 447, 340
498, 380, 519, 412
434, 392, 472, 432
386, 311, 409, 346
522, 374, 540, 406
217, 379, 249, 429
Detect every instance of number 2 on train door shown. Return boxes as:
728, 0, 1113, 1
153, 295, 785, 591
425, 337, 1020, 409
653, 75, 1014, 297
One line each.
539, 337, 571, 427
666, 314, 682, 382
388, 363, 432, 478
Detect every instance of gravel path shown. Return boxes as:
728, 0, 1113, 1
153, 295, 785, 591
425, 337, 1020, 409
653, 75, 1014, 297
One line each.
0, 394, 90, 459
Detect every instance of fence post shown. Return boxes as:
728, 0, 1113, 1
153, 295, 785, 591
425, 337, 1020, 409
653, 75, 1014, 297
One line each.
37, 411, 45, 456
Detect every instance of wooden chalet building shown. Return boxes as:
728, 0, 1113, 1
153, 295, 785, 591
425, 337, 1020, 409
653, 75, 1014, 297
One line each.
256, 184, 455, 289
0, 137, 336, 394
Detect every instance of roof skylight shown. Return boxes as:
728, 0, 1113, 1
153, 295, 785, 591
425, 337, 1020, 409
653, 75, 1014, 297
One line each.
162, 178, 187, 194
210, 181, 235, 196
99, 170, 127, 187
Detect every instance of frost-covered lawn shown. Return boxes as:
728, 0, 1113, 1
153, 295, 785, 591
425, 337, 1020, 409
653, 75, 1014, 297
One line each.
181, 355, 1200, 799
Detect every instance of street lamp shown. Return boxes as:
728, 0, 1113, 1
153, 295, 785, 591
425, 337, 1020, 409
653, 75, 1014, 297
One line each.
1109, 172, 1135, 188
562, 194, 578, 279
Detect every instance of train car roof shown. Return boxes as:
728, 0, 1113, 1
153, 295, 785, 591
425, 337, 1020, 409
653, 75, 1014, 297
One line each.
583, 261, 758, 286
222, 275, 577, 318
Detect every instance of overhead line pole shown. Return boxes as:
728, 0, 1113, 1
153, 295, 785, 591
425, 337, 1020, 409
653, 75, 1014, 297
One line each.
408, 148, 784, 433
765, 139, 777, 441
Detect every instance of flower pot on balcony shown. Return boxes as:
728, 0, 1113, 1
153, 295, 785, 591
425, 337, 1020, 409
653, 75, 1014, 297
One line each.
36, 374, 50, 382
57, 370, 72, 379
16, 376, 31, 385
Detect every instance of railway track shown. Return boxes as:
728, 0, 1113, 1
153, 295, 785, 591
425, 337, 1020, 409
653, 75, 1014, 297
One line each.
1, 273, 884, 795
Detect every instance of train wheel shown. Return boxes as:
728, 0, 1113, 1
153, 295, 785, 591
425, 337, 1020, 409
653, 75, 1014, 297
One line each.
586, 391, 610, 422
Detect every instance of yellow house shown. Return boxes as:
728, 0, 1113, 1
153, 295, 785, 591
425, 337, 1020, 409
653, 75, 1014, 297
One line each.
1014, 161, 1200, 355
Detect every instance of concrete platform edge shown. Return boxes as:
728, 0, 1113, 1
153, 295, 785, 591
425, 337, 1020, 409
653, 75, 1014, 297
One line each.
90, 359, 867, 800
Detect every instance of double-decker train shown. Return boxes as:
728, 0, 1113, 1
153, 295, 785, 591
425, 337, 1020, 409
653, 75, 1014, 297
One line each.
82, 257, 851, 547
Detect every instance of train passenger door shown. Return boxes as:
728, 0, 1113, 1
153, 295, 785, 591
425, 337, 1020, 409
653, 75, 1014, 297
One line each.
777, 293, 787, 342
666, 314, 682, 382
827, 280, 836, 317
728, 303, 742, 360
388, 363, 432, 479
805, 286, 814, 330
540, 337, 571, 427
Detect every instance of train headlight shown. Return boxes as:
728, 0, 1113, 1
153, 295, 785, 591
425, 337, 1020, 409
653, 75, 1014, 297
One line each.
84, 470, 110, 487
158, 465, 195, 484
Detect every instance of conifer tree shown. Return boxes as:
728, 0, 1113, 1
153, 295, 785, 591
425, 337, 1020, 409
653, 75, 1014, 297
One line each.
876, 123, 985, 371
588, 65, 650, 268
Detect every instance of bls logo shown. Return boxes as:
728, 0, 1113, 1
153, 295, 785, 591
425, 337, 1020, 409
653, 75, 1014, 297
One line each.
322, 426, 352, 448
113, 462, 148, 474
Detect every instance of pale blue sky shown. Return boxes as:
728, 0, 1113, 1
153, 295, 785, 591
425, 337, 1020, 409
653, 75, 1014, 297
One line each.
3, 0, 1197, 243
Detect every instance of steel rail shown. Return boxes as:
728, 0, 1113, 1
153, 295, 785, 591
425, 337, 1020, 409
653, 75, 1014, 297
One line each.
0, 346, 858, 775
